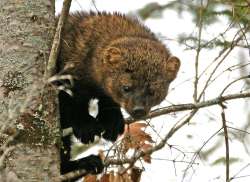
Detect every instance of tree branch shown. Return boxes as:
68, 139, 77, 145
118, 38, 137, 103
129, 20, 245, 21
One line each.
197, 26, 249, 101
126, 91, 250, 124
106, 110, 197, 166
62, 91, 250, 137
193, 0, 206, 102
220, 104, 230, 182
108, 91, 250, 168
46, 0, 72, 77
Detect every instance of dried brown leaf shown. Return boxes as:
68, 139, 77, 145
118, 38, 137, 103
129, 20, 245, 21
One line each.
85, 175, 97, 182
100, 174, 110, 182
122, 122, 154, 163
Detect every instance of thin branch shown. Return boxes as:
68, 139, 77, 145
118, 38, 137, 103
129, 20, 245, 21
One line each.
220, 104, 230, 182
230, 163, 250, 181
152, 157, 199, 165
46, 0, 72, 78
104, 92, 250, 177
46, 0, 72, 180
197, 27, 248, 101
196, 19, 242, 81
182, 127, 223, 181
126, 91, 250, 124
207, 63, 250, 88
106, 110, 198, 166
63, 92, 250, 137
220, 75, 250, 96
227, 126, 250, 135
193, 0, 205, 102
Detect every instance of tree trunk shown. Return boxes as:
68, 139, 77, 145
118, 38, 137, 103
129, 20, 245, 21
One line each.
0, 0, 60, 181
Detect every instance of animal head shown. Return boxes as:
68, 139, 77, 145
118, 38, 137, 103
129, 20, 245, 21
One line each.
101, 37, 180, 119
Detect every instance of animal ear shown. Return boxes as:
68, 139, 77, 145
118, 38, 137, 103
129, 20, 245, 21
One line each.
103, 47, 122, 66
165, 56, 181, 81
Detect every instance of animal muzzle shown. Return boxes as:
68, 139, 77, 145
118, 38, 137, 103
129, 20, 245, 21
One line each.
131, 106, 147, 119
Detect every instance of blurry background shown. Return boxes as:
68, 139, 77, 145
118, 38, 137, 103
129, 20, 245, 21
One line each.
56, 1, 250, 181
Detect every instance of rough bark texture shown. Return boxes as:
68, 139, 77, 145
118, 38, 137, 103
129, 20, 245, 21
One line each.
0, 0, 60, 181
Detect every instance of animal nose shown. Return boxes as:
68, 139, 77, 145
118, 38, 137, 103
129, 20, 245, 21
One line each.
131, 106, 146, 119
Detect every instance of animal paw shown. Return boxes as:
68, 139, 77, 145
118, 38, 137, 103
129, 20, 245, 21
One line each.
97, 108, 125, 141
72, 115, 102, 144
77, 155, 104, 174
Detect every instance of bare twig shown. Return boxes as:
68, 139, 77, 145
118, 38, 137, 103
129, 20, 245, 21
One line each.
207, 62, 250, 87
227, 126, 250, 135
197, 27, 249, 101
182, 127, 223, 180
103, 91, 250, 177
220, 104, 230, 182
126, 91, 250, 124
46, 0, 72, 77
197, 20, 237, 80
152, 157, 199, 165
220, 75, 250, 96
230, 163, 250, 181
193, 0, 206, 102
106, 110, 198, 166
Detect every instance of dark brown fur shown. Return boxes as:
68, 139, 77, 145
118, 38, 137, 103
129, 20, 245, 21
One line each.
57, 11, 180, 177
59, 11, 180, 116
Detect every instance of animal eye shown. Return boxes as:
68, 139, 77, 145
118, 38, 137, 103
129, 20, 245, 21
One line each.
122, 85, 132, 93
125, 68, 133, 73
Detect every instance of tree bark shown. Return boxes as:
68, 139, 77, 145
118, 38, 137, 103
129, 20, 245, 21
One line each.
0, 0, 61, 181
